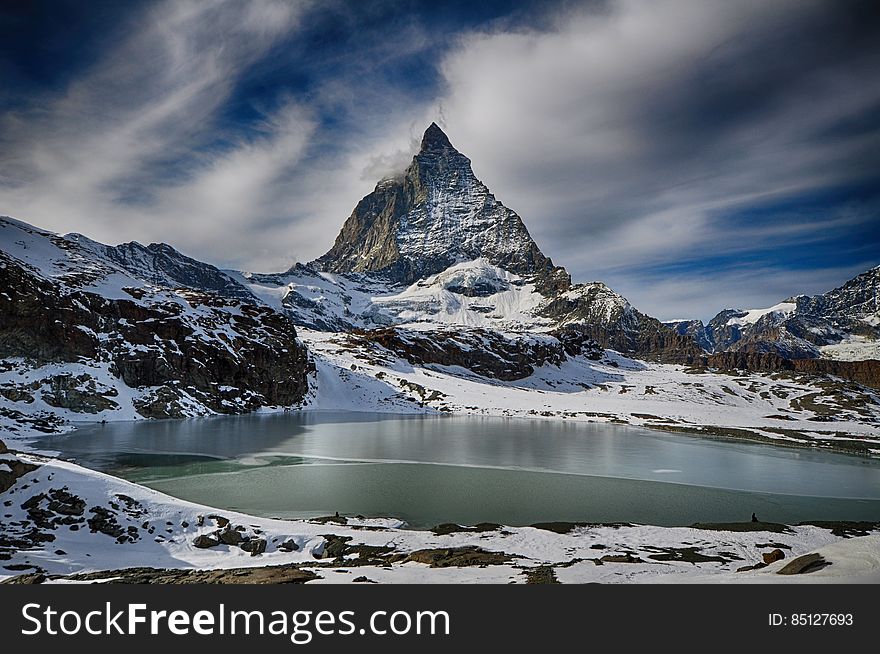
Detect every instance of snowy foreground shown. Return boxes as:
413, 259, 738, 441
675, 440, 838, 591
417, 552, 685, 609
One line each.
2, 452, 878, 584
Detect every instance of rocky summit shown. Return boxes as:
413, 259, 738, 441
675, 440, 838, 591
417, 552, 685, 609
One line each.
315, 123, 566, 292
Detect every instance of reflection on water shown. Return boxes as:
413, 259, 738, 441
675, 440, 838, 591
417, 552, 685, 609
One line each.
41, 412, 880, 528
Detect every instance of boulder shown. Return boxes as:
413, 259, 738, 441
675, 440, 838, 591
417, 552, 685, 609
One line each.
777, 553, 829, 575
600, 553, 643, 564
278, 538, 299, 552
208, 515, 230, 528
192, 534, 220, 549
218, 527, 243, 546
762, 549, 785, 564
240, 538, 266, 556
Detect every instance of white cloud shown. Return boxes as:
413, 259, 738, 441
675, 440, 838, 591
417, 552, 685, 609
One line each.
0, 0, 312, 268
0, 0, 875, 319
428, 0, 879, 315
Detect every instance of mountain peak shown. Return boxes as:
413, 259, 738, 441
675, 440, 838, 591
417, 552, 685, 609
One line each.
420, 122, 454, 153
315, 121, 566, 290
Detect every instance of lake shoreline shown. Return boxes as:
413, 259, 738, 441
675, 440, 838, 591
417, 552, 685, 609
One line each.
2, 449, 879, 584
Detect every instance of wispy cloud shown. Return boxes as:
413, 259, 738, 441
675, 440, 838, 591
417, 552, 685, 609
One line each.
430, 0, 880, 316
0, 0, 314, 268
0, 0, 877, 318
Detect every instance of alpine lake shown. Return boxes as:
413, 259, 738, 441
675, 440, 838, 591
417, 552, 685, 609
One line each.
40, 412, 880, 529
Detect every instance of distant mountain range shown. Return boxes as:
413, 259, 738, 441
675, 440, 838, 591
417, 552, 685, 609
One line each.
665, 267, 880, 361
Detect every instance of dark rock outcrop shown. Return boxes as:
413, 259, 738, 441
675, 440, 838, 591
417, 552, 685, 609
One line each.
0, 233, 310, 417
0, 452, 38, 494
776, 552, 829, 575
192, 534, 220, 549
240, 537, 267, 556
5, 565, 320, 584
762, 549, 785, 564
357, 326, 602, 381
704, 352, 880, 389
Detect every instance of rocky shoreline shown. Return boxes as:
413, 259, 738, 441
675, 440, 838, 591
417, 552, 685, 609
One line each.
2, 439, 879, 585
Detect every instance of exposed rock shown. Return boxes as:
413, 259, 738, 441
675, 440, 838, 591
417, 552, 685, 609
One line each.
315, 123, 566, 293
600, 553, 644, 564
755, 542, 791, 550
431, 523, 501, 536
91, 239, 256, 302
3, 572, 46, 584
42, 374, 118, 413
218, 527, 243, 546
541, 283, 703, 363
46, 488, 86, 516
6, 565, 320, 584
318, 534, 353, 559
704, 353, 880, 389
776, 553, 830, 575
278, 538, 299, 552
736, 562, 768, 573
304, 125, 703, 362
240, 538, 267, 556
307, 514, 347, 526
665, 319, 715, 353
524, 565, 560, 584
0, 455, 39, 493
645, 547, 738, 564
675, 268, 880, 359
358, 327, 593, 381
208, 515, 230, 528
192, 534, 220, 549
0, 219, 310, 420
87, 506, 133, 542
404, 546, 513, 568
796, 521, 880, 538
762, 549, 785, 564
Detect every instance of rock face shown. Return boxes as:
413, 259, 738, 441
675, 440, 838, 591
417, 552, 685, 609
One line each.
70, 235, 256, 301
541, 283, 701, 362
665, 319, 715, 353
704, 352, 880, 389
0, 217, 310, 425
762, 549, 785, 564
357, 325, 603, 382
315, 123, 567, 292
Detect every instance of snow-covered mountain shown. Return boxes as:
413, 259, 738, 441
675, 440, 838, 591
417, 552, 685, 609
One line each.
236, 123, 700, 364
665, 266, 880, 361
314, 123, 567, 290
0, 217, 309, 437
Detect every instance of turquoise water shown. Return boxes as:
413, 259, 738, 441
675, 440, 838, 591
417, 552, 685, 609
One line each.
42, 412, 880, 528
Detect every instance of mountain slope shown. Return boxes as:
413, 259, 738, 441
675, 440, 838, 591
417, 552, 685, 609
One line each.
0, 217, 310, 435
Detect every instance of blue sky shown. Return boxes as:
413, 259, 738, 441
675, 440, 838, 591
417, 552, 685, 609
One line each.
0, 0, 878, 321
